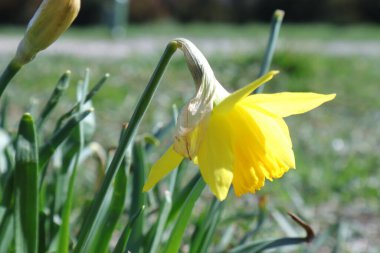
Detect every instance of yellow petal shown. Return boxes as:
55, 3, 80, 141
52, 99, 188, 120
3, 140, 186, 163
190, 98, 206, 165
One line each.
143, 145, 183, 192
197, 112, 234, 201
229, 105, 292, 196
232, 141, 266, 196
243, 92, 336, 117
247, 104, 295, 169
216, 71, 279, 112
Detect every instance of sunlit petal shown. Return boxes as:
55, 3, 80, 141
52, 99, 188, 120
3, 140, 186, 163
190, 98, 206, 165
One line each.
229, 105, 291, 196
143, 145, 183, 192
217, 71, 279, 112
232, 134, 266, 196
243, 92, 336, 117
197, 112, 234, 201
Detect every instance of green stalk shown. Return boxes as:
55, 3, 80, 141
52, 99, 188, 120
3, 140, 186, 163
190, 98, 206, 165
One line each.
14, 113, 39, 253
253, 9, 284, 94
37, 70, 71, 130
0, 60, 22, 98
56, 74, 89, 253
113, 206, 145, 253
55, 73, 109, 128
73, 41, 178, 253
126, 142, 146, 252
163, 178, 206, 253
56, 152, 80, 253
0, 210, 13, 253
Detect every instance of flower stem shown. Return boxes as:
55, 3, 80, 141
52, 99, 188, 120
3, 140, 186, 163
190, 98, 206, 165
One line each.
254, 9, 284, 94
73, 40, 178, 253
0, 60, 21, 98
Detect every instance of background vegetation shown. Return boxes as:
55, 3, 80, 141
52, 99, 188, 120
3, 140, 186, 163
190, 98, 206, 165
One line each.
0, 22, 379, 252
2, 0, 380, 24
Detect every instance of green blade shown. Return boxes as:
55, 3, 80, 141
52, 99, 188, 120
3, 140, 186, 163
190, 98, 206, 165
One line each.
56, 72, 91, 253
0, 95, 9, 128
36, 70, 71, 130
189, 199, 224, 253
54, 72, 109, 130
167, 171, 201, 225
113, 206, 145, 253
126, 141, 146, 252
75, 128, 130, 253
39, 109, 93, 169
229, 212, 314, 253
0, 209, 14, 253
14, 113, 39, 253
73, 41, 178, 253
253, 9, 284, 94
85, 162, 128, 253
163, 177, 205, 253
146, 154, 179, 253
229, 237, 306, 253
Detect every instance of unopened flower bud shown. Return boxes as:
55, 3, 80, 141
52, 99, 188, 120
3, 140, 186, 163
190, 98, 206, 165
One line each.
13, 0, 80, 66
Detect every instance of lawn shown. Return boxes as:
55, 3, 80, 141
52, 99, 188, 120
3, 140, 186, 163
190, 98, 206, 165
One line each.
1, 23, 379, 252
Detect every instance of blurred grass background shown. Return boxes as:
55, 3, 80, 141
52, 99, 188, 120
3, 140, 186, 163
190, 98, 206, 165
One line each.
0, 23, 379, 252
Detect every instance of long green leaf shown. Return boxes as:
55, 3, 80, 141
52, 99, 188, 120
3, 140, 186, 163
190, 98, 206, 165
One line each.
229, 237, 307, 253
73, 41, 177, 253
0, 209, 14, 253
84, 73, 109, 102
39, 109, 93, 169
36, 70, 71, 130
253, 9, 284, 94
146, 154, 179, 253
189, 199, 224, 253
113, 206, 145, 253
229, 212, 314, 253
126, 141, 146, 252
1, 169, 14, 208
163, 177, 205, 253
167, 171, 201, 225
0, 95, 9, 128
14, 113, 39, 253
198, 203, 224, 253
56, 72, 90, 253
55, 153, 80, 253
85, 164, 128, 253
77, 110, 128, 253
239, 196, 268, 244
54, 72, 109, 130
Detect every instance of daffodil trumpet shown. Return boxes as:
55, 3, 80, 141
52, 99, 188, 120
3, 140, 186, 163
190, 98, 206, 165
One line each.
143, 38, 335, 201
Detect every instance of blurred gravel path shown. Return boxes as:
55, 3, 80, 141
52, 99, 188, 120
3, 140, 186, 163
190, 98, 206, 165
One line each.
1, 35, 380, 58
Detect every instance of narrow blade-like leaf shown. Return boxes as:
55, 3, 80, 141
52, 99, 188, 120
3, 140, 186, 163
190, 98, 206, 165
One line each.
126, 141, 146, 252
37, 70, 71, 129
14, 113, 39, 253
163, 177, 205, 253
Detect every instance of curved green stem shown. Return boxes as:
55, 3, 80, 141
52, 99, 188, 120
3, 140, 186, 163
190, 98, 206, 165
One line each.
73, 40, 178, 253
254, 9, 284, 94
0, 60, 22, 98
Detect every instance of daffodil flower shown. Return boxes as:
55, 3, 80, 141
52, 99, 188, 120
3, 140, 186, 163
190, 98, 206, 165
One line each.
143, 39, 335, 201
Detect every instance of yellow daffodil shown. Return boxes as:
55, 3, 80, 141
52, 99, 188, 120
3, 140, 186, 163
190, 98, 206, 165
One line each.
13, 0, 80, 66
143, 39, 335, 201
